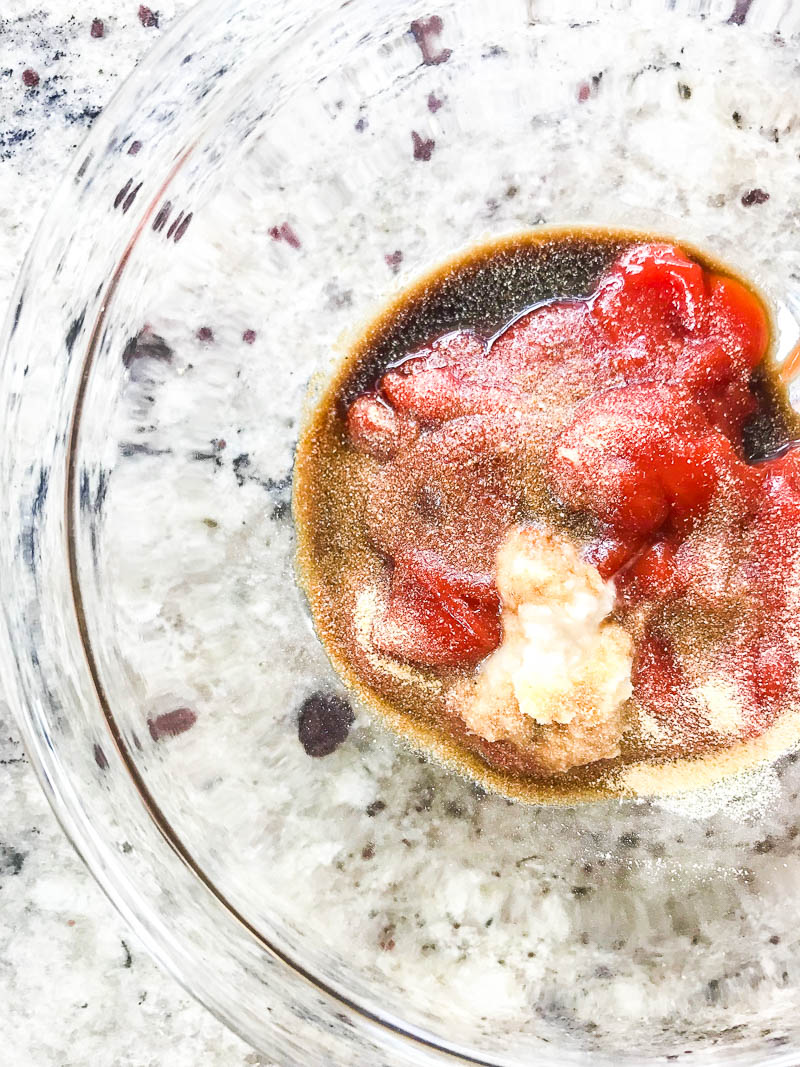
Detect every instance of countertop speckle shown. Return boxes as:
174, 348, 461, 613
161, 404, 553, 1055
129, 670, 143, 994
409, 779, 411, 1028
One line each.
0, 3, 259, 1062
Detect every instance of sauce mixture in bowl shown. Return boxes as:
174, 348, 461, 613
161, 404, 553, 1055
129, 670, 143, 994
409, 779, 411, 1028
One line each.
295, 229, 800, 802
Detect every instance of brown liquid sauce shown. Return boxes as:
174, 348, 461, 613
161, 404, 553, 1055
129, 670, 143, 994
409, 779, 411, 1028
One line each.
294, 228, 797, 804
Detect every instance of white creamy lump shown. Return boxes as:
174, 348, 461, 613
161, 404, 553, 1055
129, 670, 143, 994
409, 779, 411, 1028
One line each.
455, 525, 633, 773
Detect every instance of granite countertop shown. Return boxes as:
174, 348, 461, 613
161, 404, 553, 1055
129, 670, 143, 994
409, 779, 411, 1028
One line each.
0, 4, 260, 1063
4, 3, 799, 1064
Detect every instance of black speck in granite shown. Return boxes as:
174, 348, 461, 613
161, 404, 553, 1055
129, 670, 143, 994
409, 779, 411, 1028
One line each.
32, 466, 49, 522
742, 187, 770, 206
65, 309, 85, 354
65, 104, 102, 125
232, 453, 250, 486
578, 72, 603, 102
677, 82, 692, 99
0, 127, 35, 162
189, 449, 223, 467
409, 16, 452, 66
11, 294, 23, 337
354, 116, 368, 133
152, 200, 172, 232
0, 747, 26, 767
366, 799, 386, 817
122, 181, 142, 213
122, 327, 172, 368
232, 455, 292, 495
705, 978, 722, 1005
79, 468, 91, 510
92, 743, 108, 770
0, 844, 27, 876
166, 210, 184, 240
629, 61, 671, 87
114, 178, 132, 209
173, 211, 192, 242
118, 442, 171, 457
412, 130, 435, 161
75, 151, 92, 181
618, 831, 640, 849
21, 505, 39, 568
121, 939, 132, 968
298, 692, 354, 757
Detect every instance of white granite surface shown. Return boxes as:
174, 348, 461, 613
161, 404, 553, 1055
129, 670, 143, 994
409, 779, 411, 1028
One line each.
0, 3, 261, 1062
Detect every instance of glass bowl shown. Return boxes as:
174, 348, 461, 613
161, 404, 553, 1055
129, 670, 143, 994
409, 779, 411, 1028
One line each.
5, 0, 800, 1063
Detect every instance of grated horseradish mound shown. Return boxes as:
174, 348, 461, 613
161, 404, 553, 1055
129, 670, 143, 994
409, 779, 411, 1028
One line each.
452, 526, 633, 774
